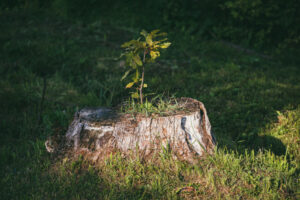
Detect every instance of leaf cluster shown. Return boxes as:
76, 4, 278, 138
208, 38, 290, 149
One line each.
120, 29, 171, 101
121, 29, 171, 64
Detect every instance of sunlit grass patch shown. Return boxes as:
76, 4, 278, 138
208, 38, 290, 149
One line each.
33, 145, 298, 199
261, 107, 300, 164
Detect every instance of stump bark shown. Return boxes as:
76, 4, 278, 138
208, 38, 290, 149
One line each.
46, 98, 216, 162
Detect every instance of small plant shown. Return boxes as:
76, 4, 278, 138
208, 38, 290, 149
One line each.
121, 29, 171, 104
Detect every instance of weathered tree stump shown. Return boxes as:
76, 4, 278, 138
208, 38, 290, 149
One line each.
46, 98, 216, 162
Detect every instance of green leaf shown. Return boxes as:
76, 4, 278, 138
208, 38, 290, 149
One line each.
150, 29, 160, 35
154, 31, 167, 37
121, 40, 136, 48
126, 52, 134, 63
126, 82, 135, 88
143, 83, 147, 88
126, 53, 137, 68
121, 70, 131, 81
132, 69, 139, 82
151, 30, 168, 38
146, 35, 153, 46
140, 30, 148, 38
150, 51, 160, 60
121, 40, 143, 49
153, 38, 168, 45
133, 54, 143, 66
131, 92, 139, 99
160, 42, 171, 49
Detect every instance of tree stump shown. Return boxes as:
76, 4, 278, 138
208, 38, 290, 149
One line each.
46, 98, 216, 162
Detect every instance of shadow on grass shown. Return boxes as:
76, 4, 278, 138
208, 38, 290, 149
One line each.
232, 134, 287, 156
255, 135, 286, 156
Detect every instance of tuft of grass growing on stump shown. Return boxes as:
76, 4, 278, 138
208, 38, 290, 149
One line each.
119, 95, 184, 116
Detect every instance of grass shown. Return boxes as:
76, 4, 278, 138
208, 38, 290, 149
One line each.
119, 95, 184, 116
0, 8, 299, 199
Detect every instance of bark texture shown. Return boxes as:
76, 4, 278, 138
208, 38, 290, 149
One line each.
46, 98, 216, 162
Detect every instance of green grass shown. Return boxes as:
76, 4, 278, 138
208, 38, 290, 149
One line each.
0, 9, 299, 199
119, 96, 185, 116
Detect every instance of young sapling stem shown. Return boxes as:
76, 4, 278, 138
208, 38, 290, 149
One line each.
139, 50, 146, 104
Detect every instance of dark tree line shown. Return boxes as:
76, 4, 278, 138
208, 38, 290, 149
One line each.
1, 0, 299, 50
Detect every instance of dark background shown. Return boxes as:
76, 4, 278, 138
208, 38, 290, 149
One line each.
1, 0, 300, 51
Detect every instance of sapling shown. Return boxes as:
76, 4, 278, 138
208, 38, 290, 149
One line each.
121, 29, 171, 104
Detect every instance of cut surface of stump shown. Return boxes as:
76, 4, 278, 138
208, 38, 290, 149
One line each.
46, 98, 216, 162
